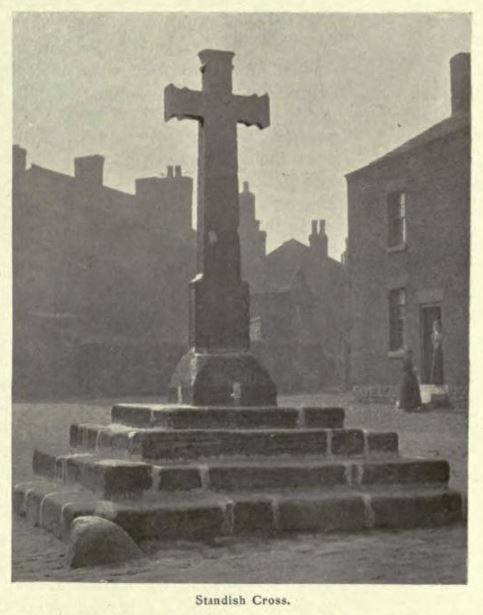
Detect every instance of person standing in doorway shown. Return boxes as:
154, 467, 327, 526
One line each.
430, 319, 444, 385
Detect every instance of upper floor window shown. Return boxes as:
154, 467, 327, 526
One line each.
387, 191, 406, 248
389, 288, 406, 351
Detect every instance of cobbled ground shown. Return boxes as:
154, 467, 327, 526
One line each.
11, 392, 468, 583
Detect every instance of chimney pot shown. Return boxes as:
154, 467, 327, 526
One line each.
311, 220, 317, 235
319, 219, 326, 234
450, 53, 471, 116
167, 165, 174, 178
175, 165, 182, 177
243, 181, 249, 192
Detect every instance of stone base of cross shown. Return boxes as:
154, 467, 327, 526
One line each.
168, 349, 277, 407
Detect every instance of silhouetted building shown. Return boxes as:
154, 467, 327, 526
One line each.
346, 53, 470, 405
250, 221, 348, 392
13, 150, 348, 399
13, 149, 195, 399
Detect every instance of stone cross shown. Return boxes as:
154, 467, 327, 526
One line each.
164, 49, 270, 352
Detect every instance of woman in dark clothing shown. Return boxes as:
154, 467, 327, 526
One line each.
399, 350, 422, 412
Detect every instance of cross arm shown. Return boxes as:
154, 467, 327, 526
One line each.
164, 84, 204, 122
233, 94, 270, 129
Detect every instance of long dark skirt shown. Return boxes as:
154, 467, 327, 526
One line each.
399, 371, 422, 411
431, 346, 444, 385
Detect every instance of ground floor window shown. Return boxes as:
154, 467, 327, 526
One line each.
389, 288, 406, 350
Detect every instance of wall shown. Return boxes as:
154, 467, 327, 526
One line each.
12, 151, 195, 399
347, 125, 470, 391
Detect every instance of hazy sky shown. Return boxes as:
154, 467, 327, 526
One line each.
13, 12, 470, 257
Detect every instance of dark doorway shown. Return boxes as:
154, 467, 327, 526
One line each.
420, 305, 442, 384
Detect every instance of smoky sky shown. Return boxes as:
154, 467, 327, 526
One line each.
13, 12, 470, 258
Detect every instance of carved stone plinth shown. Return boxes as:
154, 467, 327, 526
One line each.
168, 349, 277, 407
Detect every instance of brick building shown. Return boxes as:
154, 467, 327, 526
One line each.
346, 53, 470, 405
12, 148, 195, 399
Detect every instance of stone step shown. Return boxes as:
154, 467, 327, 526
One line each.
13, 479, 463, 543
70, 423, 399, 459
111, 404, 345, 430
32, 450, 153, 499
13, 479, 99, 540
33, 449, 448, 497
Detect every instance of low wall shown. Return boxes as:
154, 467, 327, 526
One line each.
353, 384, 468, 408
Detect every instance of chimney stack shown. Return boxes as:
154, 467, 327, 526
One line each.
167, 165, 174, 178
450, 53, 471, 116
74, 155, 104, 186
175, 165, 182, 177
13, 145, 27, 175
309, 218, 328, 258
243, 181, 249, 193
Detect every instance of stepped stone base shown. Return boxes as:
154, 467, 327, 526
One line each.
14, 480, 463, 543
32, 450, 450, 496
13, 402, 465, 559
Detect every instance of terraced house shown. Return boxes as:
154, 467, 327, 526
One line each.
346, 53, 470, 406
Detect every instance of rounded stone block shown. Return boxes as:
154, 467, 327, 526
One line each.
68, 516, 143, 569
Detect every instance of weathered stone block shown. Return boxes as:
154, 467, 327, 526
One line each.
13, 482, 38, 516
112, 404, 300, 430
37, 491, 95, 537
371, 491, 463, 528
56, 500, 98, 539
111, 404, 152, 427
278, 495, 367, 532
158, 467, 202, 491
366, 431, 399, 454
142, 429, 328, 460
79, 459, 153, 498
233, 500, 274, 534
303, 407, 345, 429
361, 460, 449, 485
208, 463, 346, 491
69, 424, 99, 449
69, 424, 144, 455
96, 501, 226, 542
25, 486, 45, 526
331, 429, 364, 455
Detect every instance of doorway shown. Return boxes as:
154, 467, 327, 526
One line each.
420, 304, 442, 384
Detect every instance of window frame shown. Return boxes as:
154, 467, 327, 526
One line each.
388, 287, 407, 351
387, 190, 407, 249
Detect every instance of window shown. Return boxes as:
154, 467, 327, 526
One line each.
389, 288, 406, 351
387, 191, 406, 247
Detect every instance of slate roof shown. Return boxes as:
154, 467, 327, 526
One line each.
263, 240, 309, 293
346, 112, 470, 178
